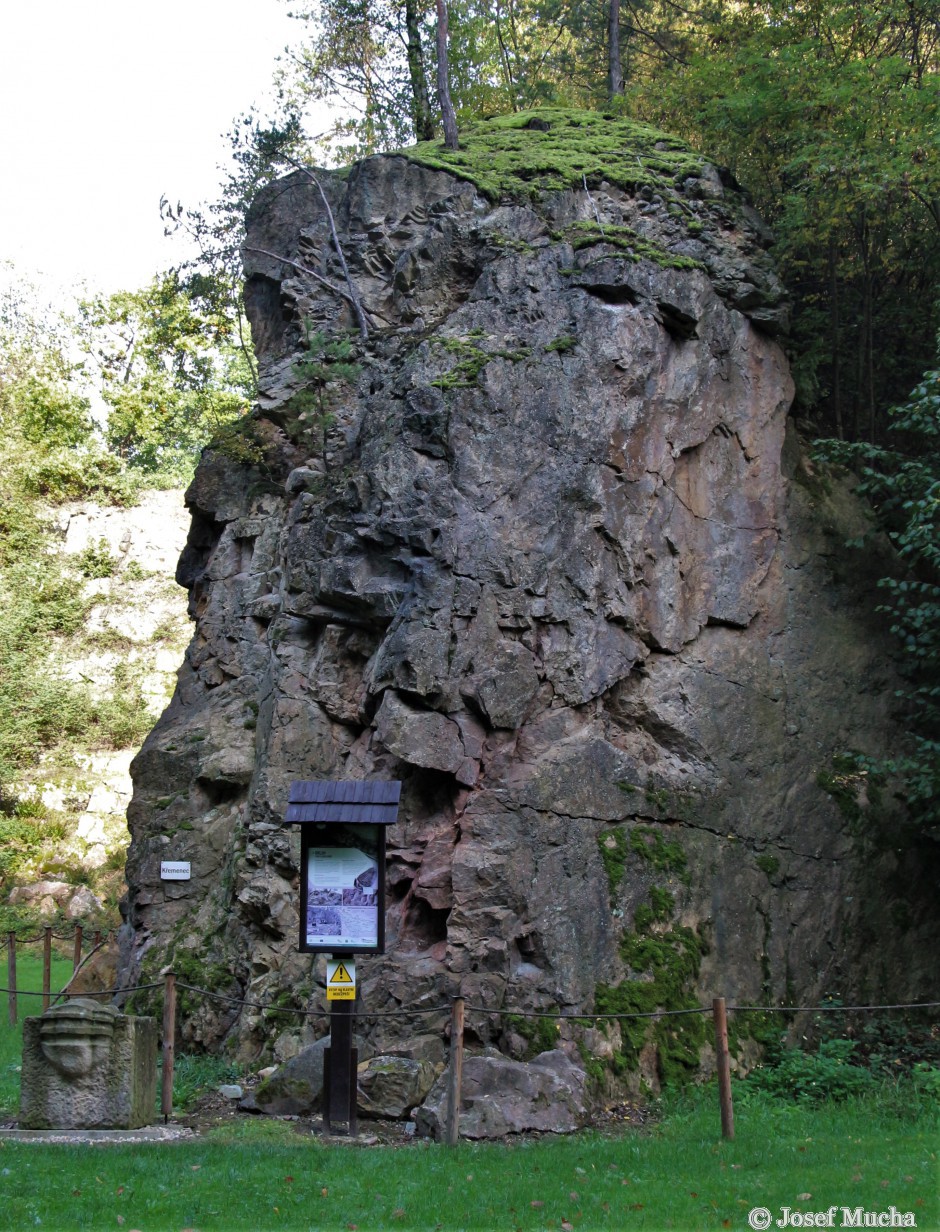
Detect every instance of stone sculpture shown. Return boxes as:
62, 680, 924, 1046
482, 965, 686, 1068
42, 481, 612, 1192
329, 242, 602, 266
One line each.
19, 998, 157, 1130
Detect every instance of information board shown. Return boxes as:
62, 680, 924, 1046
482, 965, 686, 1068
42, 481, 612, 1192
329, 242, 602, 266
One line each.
299, 822, 386, 954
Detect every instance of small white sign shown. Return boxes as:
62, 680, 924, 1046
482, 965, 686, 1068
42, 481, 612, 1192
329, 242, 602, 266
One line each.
160, 861, 191, 881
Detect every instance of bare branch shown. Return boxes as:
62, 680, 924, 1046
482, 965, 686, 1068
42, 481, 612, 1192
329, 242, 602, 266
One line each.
278, 157, 371, 339
244, 246, 374, 335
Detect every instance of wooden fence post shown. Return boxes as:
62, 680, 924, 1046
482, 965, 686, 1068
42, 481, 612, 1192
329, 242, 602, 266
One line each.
713, 996, 735, 1140
6, 933, 16, 1027
445, 995, 465, 1146
42, 927, 52, 1012
72, 926, 83, 976
161, 972, 177, 1121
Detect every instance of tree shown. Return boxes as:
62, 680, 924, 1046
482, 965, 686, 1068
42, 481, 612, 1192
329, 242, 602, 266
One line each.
436, 0, 459, 148
406, 0, 435, 139
608, 0, 623, 100
817, 361, 940, 838
80, 272, 253, 483
161, 111, 312, 383
276, 0, 433, 159
634, 0, 940, 439
291, 321, 361, 462
0, 265, 94, 450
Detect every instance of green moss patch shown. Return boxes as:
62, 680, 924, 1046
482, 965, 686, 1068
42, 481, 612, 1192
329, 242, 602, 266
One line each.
597, 826, 629, 899
404, 108, 704, 204
629, 824, 690, 882
559, 220, 703, 270
430, 334, 531, 391
594, 882, 708, 1086
505, 1012, 560, 1059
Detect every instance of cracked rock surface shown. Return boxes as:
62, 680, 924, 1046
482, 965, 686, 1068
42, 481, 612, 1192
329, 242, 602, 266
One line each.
121, 141, 938, 1088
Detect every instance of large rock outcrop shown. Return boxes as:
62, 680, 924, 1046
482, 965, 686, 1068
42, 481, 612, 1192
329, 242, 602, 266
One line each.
120, 111, 938, 1092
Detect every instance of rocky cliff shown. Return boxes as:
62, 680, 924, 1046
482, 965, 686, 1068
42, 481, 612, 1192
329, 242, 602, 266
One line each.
121, 111, 938, 1086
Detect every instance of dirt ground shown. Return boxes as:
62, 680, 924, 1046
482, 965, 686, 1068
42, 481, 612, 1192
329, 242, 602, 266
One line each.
177, 1086, 653, 1145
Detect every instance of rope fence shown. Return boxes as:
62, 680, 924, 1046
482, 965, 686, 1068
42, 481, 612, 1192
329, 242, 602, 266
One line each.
3, 926, 937, 1143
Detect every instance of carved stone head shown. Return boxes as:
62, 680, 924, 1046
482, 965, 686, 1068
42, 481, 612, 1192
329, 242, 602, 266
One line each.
38, 998, 119, 1079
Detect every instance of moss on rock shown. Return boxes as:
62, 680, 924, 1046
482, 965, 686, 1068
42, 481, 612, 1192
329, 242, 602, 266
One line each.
404, 109, 704, 204
594, 882, 708, 1086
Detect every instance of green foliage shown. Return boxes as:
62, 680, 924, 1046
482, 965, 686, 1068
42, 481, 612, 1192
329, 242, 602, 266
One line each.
81, 271, 254, 486
816, 751, 885, 832
0, 271, 94, 451
275, 0, 430, 161
755, 852, 780, 879
429, 331, 531, 391
504, 1012, 561, 1058
632, 885, 674, 932
76, 537, 119, 579
595, 880, 707, 1085
745, 1038, 878, 1104
0, 279, 176, 884
17, 447, 138, 506
289, 322, 361, 458
161, 111, 309, 363
634, 0, 939, 433
544, 333, 577, 354
815, 366, 940, 837
556, 219, 703, 270
207, 412, 268, 469
169, 1053, 243, 1113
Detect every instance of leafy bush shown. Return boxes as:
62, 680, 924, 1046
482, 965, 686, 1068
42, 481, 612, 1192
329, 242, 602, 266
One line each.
17, 447, 138, 505
76, 537, 119, 579
815, 364, 940, 838
745, 1038, 877, 1104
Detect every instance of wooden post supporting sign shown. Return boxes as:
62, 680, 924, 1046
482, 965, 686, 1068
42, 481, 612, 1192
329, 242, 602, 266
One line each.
712, 996, 735, 1140
324, 959, 358, 1135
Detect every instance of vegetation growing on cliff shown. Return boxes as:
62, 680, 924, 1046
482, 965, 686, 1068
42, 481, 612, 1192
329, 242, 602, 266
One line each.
0, 275, 193, 925
267, 0, 937, 448
816, 365, 940, 840
406, 108, 703, 203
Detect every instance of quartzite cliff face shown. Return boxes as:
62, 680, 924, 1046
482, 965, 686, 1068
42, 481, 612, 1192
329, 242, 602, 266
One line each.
121, 112, 937, 1084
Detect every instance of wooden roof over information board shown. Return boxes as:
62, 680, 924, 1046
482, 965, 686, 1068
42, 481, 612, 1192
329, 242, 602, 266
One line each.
285, 780, 402, 825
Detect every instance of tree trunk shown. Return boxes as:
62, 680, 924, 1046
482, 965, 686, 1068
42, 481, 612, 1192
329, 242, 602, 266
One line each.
406, 0, 434, 142
828, 236, 842, 440
436, 0, 459, 150
608, 0, 624, 100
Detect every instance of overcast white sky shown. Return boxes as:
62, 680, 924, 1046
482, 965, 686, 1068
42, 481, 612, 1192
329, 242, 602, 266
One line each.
0, 0, 316, 295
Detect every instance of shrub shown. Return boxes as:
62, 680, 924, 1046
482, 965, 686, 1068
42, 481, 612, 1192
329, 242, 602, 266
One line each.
745, 1038, 877, 1104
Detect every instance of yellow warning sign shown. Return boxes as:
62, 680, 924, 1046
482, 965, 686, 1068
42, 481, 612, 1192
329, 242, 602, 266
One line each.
326, 958, 356, 1001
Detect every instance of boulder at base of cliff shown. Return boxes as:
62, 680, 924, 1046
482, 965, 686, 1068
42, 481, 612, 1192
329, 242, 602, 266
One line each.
357, 1055, 441, 1119
239, 1038, 329, 1115
414, 1050, 588, 1140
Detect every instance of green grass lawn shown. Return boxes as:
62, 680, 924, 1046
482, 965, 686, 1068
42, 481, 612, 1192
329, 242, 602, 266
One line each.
1, 971, 936, 1231
0, 948, 74, 1115
0, 1091, 935, 1231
